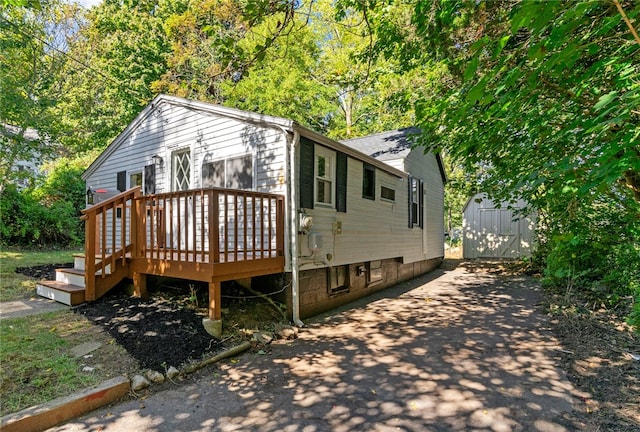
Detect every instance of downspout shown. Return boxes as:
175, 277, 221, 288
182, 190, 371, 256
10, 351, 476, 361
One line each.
280, 126, 304, 327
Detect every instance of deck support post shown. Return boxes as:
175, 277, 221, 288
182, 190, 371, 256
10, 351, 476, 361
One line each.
132, 272, 148, 299
203, 281, 222, 338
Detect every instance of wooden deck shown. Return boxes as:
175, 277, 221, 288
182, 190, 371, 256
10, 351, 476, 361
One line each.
81, 186, 285, 321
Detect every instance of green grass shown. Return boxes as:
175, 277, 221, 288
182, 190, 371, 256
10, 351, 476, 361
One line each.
0, 311, 102, 415
0, 249, 81, 302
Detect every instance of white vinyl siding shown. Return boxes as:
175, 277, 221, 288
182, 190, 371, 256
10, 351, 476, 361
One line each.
83, 100, 288, 257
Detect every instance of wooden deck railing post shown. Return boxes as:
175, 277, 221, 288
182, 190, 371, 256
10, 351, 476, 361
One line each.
84, 213, 96, 301
211, 190, 220, 264
277, 197, 284, 256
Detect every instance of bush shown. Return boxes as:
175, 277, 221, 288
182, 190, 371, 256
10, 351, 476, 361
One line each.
540, 196, 640, 329
0, 157, 86, 247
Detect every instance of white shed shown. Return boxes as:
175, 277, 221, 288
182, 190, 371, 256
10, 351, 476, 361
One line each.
462, 193, 534, 259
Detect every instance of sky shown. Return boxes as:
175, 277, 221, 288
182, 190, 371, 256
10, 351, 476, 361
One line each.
73, 0, 102, 8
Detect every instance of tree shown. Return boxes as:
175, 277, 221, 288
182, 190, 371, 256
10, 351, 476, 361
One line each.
51, 0, 183, 153
0, 0, 81, 191
348, 0, 639, 321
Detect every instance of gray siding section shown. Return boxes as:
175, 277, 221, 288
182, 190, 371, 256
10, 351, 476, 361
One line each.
297, 147, 445, 270
85, 101, 287, 196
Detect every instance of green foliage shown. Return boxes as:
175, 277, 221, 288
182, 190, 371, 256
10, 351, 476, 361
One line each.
0, 185, 81, 247
0, 157, 87, 246
347, 0, 640, 327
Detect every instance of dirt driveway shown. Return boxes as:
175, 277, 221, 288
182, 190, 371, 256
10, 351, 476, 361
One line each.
50, 264, 587, 432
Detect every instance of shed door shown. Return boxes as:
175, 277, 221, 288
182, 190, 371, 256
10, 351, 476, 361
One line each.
478, 209, 520, 258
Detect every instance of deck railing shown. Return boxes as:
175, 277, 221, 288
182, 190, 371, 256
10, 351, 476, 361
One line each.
81, 186, 141, 300
133, 188, 285, 265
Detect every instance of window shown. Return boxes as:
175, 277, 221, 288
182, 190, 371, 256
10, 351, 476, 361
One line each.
408, 176, 423, 228
367, 260, 383, 285
172, 149, 191, 191
362, 163, 375, 200
130, 172, 142, 188
328, 265, 349, 295
315, 146, 335, 206
202, 155, 253, 190
380, 185, 395, 202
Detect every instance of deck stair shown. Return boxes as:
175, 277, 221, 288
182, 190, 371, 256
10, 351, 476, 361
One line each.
35, 255, 114, 306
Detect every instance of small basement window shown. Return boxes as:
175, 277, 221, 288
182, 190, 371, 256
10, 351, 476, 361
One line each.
328, 265, 349, 295
367, 260, 383, 285
380, 185, 395, 202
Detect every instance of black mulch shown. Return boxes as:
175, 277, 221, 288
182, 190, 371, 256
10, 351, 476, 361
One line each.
15, 264, 225, 371
73, 290, 224, 371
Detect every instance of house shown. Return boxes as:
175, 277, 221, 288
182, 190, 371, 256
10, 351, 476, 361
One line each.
1, 124, 48, 190
462, 193, 534, 259
36, 95, 446, 337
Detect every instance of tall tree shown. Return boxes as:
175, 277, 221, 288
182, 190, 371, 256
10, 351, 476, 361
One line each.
0, 0, 82, 191
52, 0, 185, 153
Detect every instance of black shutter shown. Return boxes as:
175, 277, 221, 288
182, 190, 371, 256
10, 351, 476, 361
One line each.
336, 152, 347, 213
117, 171, 126, 192
408, 176, 413, 228
419, 180, 424, 228
299, 137, 314, 209
144, 164, 156, 194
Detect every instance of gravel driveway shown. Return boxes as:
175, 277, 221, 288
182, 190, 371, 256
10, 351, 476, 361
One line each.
49, 264, 584, 432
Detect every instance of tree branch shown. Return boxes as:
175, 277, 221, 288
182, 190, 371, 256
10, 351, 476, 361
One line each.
614, 0, 640, 46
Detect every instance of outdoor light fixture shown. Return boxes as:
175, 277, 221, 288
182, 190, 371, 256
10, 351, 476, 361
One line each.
86, 187, 94, 205
152, 154, 164, 166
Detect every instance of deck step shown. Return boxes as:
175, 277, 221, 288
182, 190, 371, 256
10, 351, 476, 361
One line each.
72, 255, 112, 274
36, 281, 85, 306
56, 268, 86, 288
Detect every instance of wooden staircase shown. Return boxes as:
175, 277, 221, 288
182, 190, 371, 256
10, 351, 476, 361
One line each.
35, 255, 106, 306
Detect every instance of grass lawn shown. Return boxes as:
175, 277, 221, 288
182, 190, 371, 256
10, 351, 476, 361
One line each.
0, 249, 81, 302
0, 249, 138, 416
0, 311, 103, 415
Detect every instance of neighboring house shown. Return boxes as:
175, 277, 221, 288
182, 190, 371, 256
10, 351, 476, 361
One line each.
462, 193, 534, 259
37, 94, 446, 336
0, 125, 46, 190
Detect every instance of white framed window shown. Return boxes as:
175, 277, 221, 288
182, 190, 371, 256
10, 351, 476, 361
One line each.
380, 185, 396, 202
172, 148, 191, 191
202, 154, 254, 190
315, 145, 335, 207
409, 176, 423, 228
130, 172, 142, 188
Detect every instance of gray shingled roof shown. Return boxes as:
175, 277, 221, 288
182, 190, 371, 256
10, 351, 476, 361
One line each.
340, 127, 421, 162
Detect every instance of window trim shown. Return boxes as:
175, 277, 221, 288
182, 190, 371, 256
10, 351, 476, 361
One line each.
408, 175, 424, 228
314, 145, 336, 208
130, 171, 143, 189
201, 153, 255, 191
362, 163, 376, 200
380, 184, 396, 202
172, 148, 191, 192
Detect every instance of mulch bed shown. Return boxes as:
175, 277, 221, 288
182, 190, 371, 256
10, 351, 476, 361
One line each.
14, 264, 228, 371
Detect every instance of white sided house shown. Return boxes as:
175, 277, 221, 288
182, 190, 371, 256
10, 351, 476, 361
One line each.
36, 95, 445, 335
462, 193, 534, 259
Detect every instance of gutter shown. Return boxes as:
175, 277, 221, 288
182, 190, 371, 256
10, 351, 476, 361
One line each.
277, 125, 304, 328
288, 129, 304, 327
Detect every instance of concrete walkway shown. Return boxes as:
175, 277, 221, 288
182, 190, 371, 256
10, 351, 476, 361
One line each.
0, 297, 66, 321
47, 265, 584, 432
